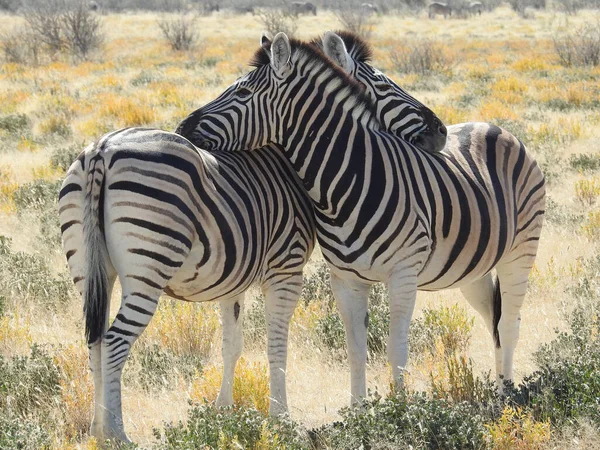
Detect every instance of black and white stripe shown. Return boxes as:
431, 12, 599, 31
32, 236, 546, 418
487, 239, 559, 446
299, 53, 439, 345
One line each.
59, 128, 315, 442
187, 33, 546, 404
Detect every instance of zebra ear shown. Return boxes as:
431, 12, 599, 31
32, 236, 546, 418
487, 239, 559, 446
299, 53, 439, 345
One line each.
261, 32, 272, 53
270, 32, 291, 75
322, 31, 352, 73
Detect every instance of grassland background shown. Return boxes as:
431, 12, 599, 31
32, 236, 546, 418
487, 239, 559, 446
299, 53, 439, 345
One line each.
1, 5, 600, 448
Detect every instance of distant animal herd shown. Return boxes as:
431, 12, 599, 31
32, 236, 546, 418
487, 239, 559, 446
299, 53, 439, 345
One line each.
83, 0, 523, 18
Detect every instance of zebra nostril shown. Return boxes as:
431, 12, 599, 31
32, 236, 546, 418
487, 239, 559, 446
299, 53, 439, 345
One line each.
439, 123, 447, 137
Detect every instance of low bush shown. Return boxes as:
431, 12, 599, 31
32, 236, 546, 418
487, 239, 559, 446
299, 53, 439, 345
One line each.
158, 13, 198, 51
0, 414, 51, 450
569, 153, 600, 172
0, 236, 72, 306
410, 304, 474, 359
554, 23, 600, 68
390, 39, 453, 75
255, 9, 298, 38
12, 179, 62, 214
301, 259, 334, 305
50, 145, 82, 172
317, 390, 489, 450
154, 403, 310, 450
126, 343, 201, 391
315, 282, 390, 359
0, 345, 61, 416
0, 114, 31, 135
485, 406, 551, 449
508, 263, 600, 426
190, 357, 270, 415
18, 0, 104, 62
335, 9, 377, 40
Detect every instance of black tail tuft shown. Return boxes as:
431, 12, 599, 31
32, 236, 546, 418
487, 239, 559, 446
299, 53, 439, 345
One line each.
83, 152, 110, 345
492, 276, 502, 348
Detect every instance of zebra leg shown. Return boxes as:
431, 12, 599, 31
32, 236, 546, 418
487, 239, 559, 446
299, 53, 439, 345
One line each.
495, 260, 534, 393
330, 273, 371, 404
89, 275, 116, 440
216, 295, 245, 408
387, 269, 418, 390
263, 276, 302, 415
459, 272, 503, 383
101, 287, 162, 442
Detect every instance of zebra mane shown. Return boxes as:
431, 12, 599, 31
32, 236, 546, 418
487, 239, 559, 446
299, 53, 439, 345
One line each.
249, 38, 377, 121
308, 30, 373, 63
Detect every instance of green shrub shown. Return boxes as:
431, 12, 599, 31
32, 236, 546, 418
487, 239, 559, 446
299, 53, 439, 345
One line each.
569, 153, 600, 173
543, 197, 582, 226
49, 145, 81, 172
153, 403, 310, 449
38, 207, 62, 249
0, 345, 61, 416
243, 295, 266, 344
0, 235, 73, 306
0, 414, 51, 450
508, 278, 600, 425
317, 390, 488, 450
12, 179, 62, 214
315, 283, 390, 359
0, 114, 30, 135
301, 259, 334, 305
126, 344, 202, 391
410, 304, 474, 359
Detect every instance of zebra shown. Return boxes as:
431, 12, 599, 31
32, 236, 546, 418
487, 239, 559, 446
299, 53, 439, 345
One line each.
290, 1, 317, 16
361, 3, 379, 15
428, 2, 452, 18
180, 32, 446, 155
183, 32, 546, 405
59, 128, 316, 442
309, 30, 447, 154
469, 1, 484, 15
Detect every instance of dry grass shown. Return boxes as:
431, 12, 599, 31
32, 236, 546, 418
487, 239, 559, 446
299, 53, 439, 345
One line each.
0, 5, 598, 448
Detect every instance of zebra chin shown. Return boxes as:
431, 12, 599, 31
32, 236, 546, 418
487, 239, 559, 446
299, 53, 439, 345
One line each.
410, 130, 447, 154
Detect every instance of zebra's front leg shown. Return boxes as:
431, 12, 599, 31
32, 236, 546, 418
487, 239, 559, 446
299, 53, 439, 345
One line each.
330, 273, 371, 405
387, 268, 418, 390
216, 295, 245, 408
101, 290, 161, 442
263, 276, 301, 415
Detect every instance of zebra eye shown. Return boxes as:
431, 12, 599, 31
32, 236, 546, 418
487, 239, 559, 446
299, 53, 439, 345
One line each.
375, 83, 393, 92
235, 87, 253, 98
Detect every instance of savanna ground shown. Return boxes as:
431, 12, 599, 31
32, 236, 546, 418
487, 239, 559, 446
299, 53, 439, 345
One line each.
0, 4, 600, 449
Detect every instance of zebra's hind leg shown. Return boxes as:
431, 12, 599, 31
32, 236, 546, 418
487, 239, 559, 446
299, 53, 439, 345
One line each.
217, 294, 245, 408
495, 257, 536, 394
263, 274, 302, 416
100, 286, 162, 442
330, 273, 371, 405
459, 272, 503, 386
89, 276, 116, 440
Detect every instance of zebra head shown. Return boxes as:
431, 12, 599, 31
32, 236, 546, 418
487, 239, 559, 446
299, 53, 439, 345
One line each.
177, 33, 373, 153
317, 31, 447, 153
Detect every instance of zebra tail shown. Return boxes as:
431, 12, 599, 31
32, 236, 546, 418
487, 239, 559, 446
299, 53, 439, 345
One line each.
83, 151, 110, 345
492, 276, 502, 348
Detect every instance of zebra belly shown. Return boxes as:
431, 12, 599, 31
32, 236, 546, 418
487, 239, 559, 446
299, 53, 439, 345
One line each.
165, 242, 258, 302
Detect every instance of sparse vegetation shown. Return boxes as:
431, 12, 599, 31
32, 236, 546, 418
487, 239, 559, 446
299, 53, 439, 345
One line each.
255, 8, 298, 38
335, 9, 377, 40
158, 13, 199, 51
554, 22, 600, 67
390, 39, 453, 75
0, 6, 598, 449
